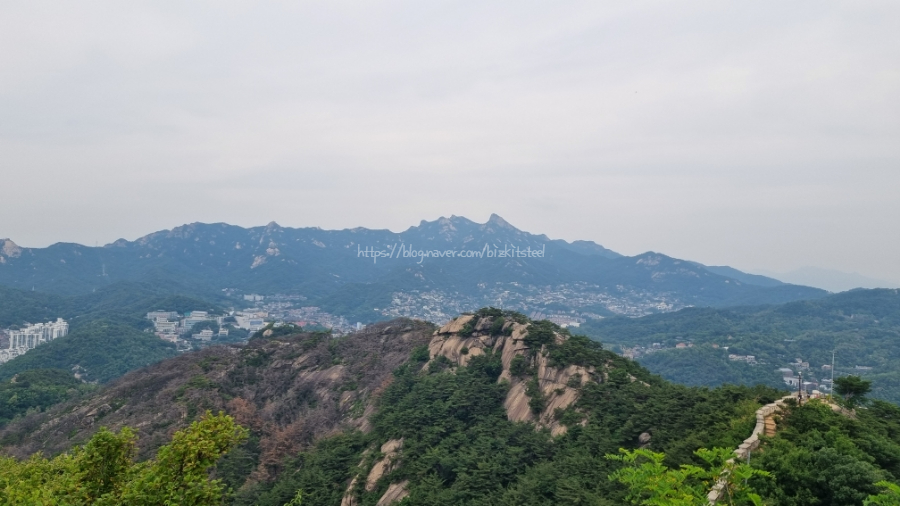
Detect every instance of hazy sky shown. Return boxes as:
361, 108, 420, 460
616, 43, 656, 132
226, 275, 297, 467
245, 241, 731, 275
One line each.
2, 1, 899, 284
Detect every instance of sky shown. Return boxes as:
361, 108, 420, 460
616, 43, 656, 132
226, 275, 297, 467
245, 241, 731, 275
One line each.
2, 1, 899, 286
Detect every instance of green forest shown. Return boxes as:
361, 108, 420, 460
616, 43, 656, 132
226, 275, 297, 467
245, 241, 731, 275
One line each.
235, 335, 782, 505
2, 312, 900, 505
0, 368, 96, 425
0, 320, 178, 384
0, 282, 224, 425
579, 289, 900, 402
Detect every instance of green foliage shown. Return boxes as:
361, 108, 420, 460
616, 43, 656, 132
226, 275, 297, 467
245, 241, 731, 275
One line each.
245, 331, 782, 506
548, 334, 605, 368
635, 345, 785, 390
0, 281, 222, 384
866, 481, 900, 506
283, 490, 303, 506
215, 435, 261, 496
0, 285, 63, 328
489, 317, 507, 336
0, 411, 247, 505
474, 307, 503, 318
0, 368, 95, 426
523, 320, 561, 351
427, 354, 453, 374
579, 289, 900, 403
0, 320, 177, 383
234, 432, 369, 506
607, 447, 768, 505
510, 355, 529, 378
409, 345, 430, 363
836, 375, 873, 408
119, 412, 248, 505
525, 378, 546, 414
751, 400, 900, 505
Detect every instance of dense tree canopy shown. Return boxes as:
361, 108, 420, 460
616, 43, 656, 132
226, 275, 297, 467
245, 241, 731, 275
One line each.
836, 375, 873, 408
0, 368, 95, 426
0, 412, 246, 505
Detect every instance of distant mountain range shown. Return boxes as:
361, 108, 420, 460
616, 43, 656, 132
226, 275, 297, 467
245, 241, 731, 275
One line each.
0, 214, 826, 321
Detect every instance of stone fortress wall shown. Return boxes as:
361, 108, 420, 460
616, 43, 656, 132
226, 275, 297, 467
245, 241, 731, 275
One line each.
707, 393, 797, 504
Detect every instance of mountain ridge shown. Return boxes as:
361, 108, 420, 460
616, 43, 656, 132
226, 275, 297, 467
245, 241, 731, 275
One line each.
0, 216, 826, 321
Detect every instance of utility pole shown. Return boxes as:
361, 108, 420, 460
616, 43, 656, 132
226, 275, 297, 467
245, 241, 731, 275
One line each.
798, 371, 803, 406
831, 349, 836, 400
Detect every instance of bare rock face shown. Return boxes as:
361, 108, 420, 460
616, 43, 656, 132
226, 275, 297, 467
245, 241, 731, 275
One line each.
428, 315, 599, 436
0, 239, 23, 262
376, 480, 410, 506
340, 477, 360, 506
366, 439, 404, 491
342, 438, 406, 506
437, 314, 474, 334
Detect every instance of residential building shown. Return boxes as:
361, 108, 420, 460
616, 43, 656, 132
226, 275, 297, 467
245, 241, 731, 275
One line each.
147, 311, 179, 321
0, 318, 68, 364
192, 329, 214, 341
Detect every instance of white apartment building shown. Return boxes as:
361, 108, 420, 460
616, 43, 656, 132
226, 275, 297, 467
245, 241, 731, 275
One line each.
183, 311, 213, 329
0, 318, 69, 364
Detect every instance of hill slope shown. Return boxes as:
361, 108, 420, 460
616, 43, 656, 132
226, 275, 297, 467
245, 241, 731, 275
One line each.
0, 320, 435, 477
580, 288, 900, 402
1, 312, 783, 506
0, 320, 178, 384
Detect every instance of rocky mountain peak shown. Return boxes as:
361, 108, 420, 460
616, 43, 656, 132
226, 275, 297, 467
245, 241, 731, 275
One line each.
486, 213, 515, 229
1, 239, 22, 259
428, 313, 608, 436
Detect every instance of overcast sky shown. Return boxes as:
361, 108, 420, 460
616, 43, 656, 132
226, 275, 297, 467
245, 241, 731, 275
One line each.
2, 1, 898, 284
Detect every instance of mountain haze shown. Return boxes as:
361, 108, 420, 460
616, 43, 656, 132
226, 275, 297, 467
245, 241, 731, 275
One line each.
0, 215, 826, 322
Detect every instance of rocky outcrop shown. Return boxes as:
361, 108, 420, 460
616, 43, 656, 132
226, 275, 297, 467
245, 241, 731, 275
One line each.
341, 438, 405, 506
366, 439, 403, 491
376, 481, 409, 506
0, 239, 23, 263
429, 314, 599, 436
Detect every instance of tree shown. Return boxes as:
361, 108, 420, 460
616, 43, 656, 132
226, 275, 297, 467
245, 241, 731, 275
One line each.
866, 481, 900, 506
607, 447, 769, 506
835, 375, 872, 408
0, 411, 247, 505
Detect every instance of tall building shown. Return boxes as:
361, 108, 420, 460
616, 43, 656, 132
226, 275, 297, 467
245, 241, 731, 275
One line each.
0, 318, 69, 364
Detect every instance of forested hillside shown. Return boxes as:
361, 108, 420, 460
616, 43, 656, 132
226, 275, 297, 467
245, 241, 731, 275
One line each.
750, 399, 900, 504
580, 289, 900, 403
0, 282, 223, 329
0, 320, 436, 466
0, 320, 178, 384
0, 282, 226, 394
0, 368, 96, 425
1, 312, 787, 505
